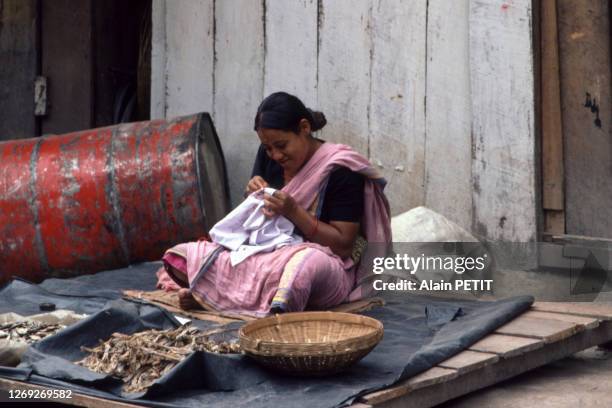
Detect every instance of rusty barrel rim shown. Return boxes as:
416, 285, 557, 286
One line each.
193, 112, 231, 231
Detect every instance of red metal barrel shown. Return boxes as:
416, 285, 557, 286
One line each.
0, 113, 230, 284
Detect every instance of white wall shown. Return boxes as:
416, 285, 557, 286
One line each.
151, 0, 537, 242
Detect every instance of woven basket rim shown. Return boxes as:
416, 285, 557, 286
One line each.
239, 311, 384, 355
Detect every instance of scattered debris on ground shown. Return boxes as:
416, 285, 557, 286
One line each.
77, 324, 241, 393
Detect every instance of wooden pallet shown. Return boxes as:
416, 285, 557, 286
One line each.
1, 302, 611, 407
356, 302, 612, 407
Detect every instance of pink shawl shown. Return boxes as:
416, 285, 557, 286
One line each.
282, 142, 392, 300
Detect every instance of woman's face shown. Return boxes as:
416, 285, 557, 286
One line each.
257, 120, 312, 175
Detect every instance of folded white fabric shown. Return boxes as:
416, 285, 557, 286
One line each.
209, 187, 303, 266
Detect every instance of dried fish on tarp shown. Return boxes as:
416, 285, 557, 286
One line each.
0, 310, 87, 367
76, 324, 241, 394
0, 321, 65, 343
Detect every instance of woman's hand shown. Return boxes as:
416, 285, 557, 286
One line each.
246, 176, 268, 195
263, 191, 297, 218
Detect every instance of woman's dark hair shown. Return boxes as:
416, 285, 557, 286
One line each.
253, 92, 327, 134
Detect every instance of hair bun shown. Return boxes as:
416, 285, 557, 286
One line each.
307, 109, 327, 132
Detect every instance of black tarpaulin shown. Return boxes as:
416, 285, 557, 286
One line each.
0, 263, 533, 407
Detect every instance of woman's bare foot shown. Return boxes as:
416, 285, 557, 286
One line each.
177, 288, 201, 310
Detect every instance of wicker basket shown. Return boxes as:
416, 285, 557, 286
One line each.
239, 311, 383, 376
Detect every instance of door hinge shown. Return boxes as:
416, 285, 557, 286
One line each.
34, 76, 48, 116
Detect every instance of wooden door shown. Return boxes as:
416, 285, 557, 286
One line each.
542, 0, 612, 239
558, 0, 612, 239
0, 0, 38, 140
40, 0, 93, 135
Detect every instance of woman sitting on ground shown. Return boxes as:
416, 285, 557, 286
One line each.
157, 92, 391, 317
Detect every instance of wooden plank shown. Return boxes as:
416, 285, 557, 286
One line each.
424, 0, 472, 229
150, 0, 167, 119
0, 0, 38, 139
469, 0, 537, 241
404, 367, 458, 391
41, 0, 93, 134
553, 234, 612, 245
215, 0, 265, 206
368, 320, 612, 408
541, 0, 566, 236
437, 350, 498, 374
540, 0, 564, 212
532, 302, 612, 320
263, 0, 318, 107
468, 333, 543, 358
0, 378, 143, 407
557, 0, 612, 238
165, 0, 214, 118
317, 0, 370, 154
523, 310, 599, 329
369, 0, 426, 215
544, 210, 565, 236
362, 367, 457, 405
494, 315, 582, 343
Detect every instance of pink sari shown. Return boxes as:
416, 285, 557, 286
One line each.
157, 142, 391, 317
